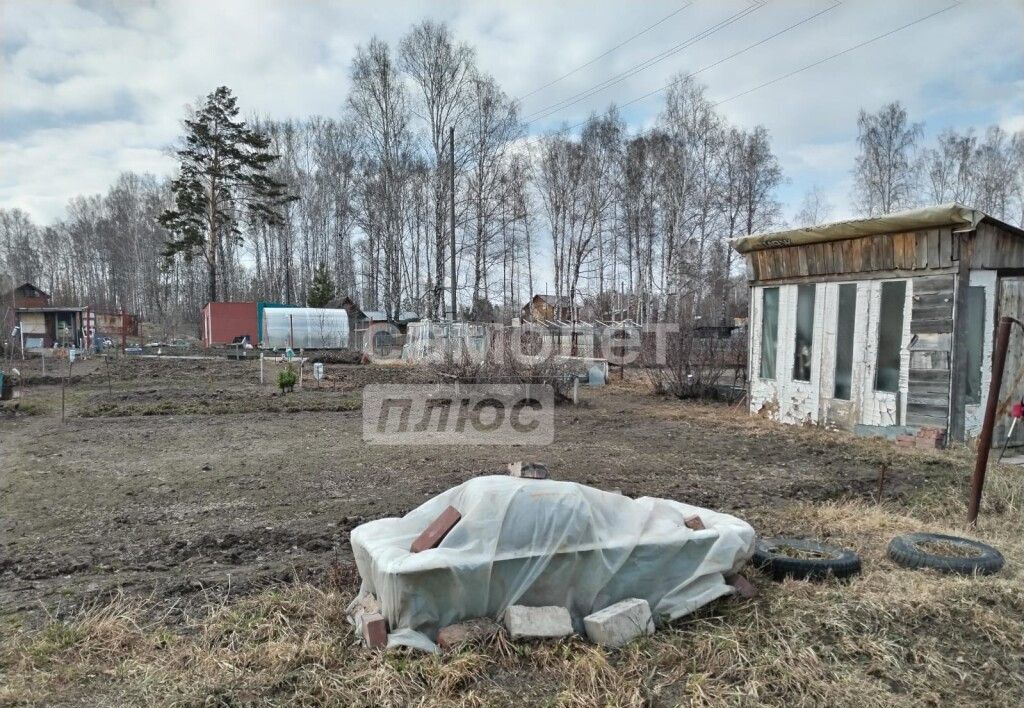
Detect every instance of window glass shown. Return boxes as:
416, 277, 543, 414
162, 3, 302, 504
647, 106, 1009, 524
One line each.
834, 284, 857, 399
793, 284, 815, 382
759, 288, 779, 379
965, 286, 986, 404
875, 281, 906, 392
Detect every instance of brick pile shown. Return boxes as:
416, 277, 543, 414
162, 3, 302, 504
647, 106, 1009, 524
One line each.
895, 427, 946, 450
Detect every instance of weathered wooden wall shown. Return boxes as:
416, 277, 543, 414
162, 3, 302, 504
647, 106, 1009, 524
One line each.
906, 275, 955, 428
972, 221, 1024, 269
745, 228, 955, 282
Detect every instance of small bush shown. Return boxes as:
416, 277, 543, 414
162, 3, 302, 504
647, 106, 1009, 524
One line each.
277, 364, 297, 393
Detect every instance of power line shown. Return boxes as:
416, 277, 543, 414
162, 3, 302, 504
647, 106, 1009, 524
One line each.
607, 2, 841, 117
518, 2, 695, 102
516, 0, 958, 151
524, 1, 765, 123
547, 1, 956, 139
525, 1, 762, 122
711, 2, 960, 107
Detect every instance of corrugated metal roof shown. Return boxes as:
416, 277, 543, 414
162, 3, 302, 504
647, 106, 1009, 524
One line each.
731, 203, 1024, 254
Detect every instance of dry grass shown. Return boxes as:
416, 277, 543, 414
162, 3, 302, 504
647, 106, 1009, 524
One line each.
2, 465, 1022, 707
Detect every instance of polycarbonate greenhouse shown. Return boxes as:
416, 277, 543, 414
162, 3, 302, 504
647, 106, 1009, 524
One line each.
262, 307, 349, 349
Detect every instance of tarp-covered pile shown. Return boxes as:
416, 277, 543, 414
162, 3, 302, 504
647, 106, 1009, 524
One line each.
351, 476, 755, 652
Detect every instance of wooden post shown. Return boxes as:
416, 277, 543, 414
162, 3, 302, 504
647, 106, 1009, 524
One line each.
260, 352, 264, 385
968, 316, 1014, 525
61, 357, 71, 425
948, 232, 973, 442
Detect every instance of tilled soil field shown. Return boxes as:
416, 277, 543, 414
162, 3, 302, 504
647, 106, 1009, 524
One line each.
0, 356, 964, 621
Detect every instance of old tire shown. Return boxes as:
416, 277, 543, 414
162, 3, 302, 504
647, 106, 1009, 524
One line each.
887, 533, 1004, 575
753, 537, 861, 581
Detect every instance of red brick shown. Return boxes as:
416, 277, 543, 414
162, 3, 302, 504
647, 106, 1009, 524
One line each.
726, 573, 759, 599
362, 613, 388, 649
410, 505, 462, 553
916, 427, 944, 440
683, 515, 706, 530
895, 435, 916, 447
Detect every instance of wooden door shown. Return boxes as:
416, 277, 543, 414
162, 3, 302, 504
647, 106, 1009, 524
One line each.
996, 277, 1024, 447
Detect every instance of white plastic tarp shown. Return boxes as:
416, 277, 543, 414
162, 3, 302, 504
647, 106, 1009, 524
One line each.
350, 476, 755, 652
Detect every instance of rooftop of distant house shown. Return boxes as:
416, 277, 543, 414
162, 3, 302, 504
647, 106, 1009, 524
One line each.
530, 294, 572, 307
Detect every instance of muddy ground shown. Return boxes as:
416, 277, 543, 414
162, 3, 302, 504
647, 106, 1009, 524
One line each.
0, 355, 964, 621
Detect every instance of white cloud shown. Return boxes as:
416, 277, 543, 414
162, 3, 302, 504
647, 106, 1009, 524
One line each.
1, 0, 1022, 223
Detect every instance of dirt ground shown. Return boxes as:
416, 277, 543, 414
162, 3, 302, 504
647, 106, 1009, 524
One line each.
1, 355, 964, 621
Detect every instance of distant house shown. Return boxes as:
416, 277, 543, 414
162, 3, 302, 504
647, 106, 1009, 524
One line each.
334, 296, 419, 353
7, 282, 50, 308
522, 294, 574, 322
3, 282, 86, 349
85, 310, 139, 345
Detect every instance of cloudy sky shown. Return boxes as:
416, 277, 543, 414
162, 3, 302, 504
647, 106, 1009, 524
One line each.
2, 0, 1022, 226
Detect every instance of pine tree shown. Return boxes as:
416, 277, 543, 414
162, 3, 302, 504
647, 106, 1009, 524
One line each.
307, 262, 336, 307
159, 86, 295, 303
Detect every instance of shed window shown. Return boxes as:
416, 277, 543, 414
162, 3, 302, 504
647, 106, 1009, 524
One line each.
875, 281, 906, 393
965, 286, 986, 404
759, 287, 779, 379
793, 284, 815, 382
834, 284, 857, 400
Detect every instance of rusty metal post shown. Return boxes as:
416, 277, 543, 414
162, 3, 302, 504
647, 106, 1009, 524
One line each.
876, 462, 888, 504
968, 316, 1014, 524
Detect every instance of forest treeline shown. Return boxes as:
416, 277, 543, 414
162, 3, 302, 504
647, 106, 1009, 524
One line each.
2, 22, 1022, 328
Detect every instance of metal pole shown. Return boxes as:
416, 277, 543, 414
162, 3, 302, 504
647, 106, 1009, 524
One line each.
968, 315, 1014, 524
450, 125, 457, 321
62, 356, 71, 425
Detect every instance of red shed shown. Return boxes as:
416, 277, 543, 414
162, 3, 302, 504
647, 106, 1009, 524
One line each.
201, 301, 258, 347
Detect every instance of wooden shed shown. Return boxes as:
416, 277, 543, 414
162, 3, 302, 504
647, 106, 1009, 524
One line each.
731, 203, 1024, 448
521, 294, 574, 322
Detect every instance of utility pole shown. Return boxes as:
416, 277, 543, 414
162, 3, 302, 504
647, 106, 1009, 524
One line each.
450, 126, 457, 322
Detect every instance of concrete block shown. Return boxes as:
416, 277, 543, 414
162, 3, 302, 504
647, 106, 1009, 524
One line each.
583, 598, 654, 648
349, 594, 381, 637
410, 505, 461, 553
362, 612, 388, 649
683, 515, 705, 530
503, 605, 573, 640
508, 461, 549, 479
